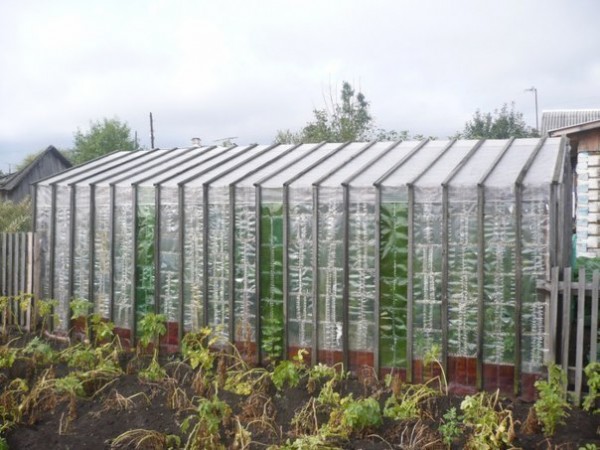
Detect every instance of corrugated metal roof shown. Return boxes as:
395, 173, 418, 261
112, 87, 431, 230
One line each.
541, 109, 600, 135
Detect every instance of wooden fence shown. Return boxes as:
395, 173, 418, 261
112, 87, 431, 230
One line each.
0, 232, 39, 332
545, 266, 599, 404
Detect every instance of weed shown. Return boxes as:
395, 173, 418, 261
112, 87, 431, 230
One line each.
36, 299, 59, 334
110, 428, 181, 449
182, 327, 217, 371
461, 390, 515, 449
534, 363, 570, 436
138, 312, 167, 352
70, 298, 93, 342
181, 395, 232, 450
424, 344, 448, 395
438, 407, 462, 447
22, 336, 56, 365
0, 344, 16, 369
139, 349, 167, 382
317, 378, 341, 407
583, 362, 600, 413
232, 417, 252, 450
89, 314, 115, 346
19, 368, 57, 424
327, 395, 382, 437
271, 349, 307, 391
54, 373, 85, 429
307, 362, 342, 394
383, 382, 437, 421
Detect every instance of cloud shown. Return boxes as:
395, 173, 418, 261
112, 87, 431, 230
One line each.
0, 0, 599, 171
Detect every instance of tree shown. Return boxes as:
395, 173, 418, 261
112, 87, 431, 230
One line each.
458, 103, 539, 139
276, 82, 375, 144
70, 118, 139, 165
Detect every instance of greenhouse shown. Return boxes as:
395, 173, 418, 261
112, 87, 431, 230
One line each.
34, 137, 572, 394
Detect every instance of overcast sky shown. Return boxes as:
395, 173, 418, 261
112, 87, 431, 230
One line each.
1, 0, 599, 172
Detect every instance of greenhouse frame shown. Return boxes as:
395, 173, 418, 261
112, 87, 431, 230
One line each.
34, 137, 573, 395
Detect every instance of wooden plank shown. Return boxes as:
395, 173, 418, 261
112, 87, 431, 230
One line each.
1, 233, 6, 296
574, 268, 586, 405
561, 267, 572, 372
592, 271, 599, 364
26, 232, 34, 331
548, 266, 559, 363
20, 233, 27, 326
7, 234, 13, 324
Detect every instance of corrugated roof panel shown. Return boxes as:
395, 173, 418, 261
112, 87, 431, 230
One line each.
288, 142, 369, 187
259, 143, 343, 187
414, 140, 477, 187
348, 140, 420, 187
235, 143, 321, 187
82, 150, 178, 186
208, 144, 293, 187
137, 146, 221, 187
380, 140, 448, 186
40, 151, 131, 185
161, 145, 252, 186
541, 109, 600, 134
319, 142, 394, 186
185, 145, 275, 187
484, 138, 540, 187
77, 150, 172, 185
522, 137, 562, 186
449, 140, 507, 187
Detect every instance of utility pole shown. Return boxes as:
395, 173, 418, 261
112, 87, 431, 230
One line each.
525, 87, 539, 132
149, 112, 155, 148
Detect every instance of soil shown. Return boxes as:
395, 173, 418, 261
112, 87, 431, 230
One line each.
2, 334, 600, 449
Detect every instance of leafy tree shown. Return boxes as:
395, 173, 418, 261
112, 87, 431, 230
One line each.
276, 82, 418, 143
0, 198, 32, 232
458, 102, 538, 139
70, 118, 139, 165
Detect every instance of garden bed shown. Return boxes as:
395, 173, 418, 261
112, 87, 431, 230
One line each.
1, 323, 599, 450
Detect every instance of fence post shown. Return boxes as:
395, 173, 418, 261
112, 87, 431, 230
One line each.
592, 271, 599, 364
561, 267, 572, 373
575, 268, 586, 405
548, 267, 559, 363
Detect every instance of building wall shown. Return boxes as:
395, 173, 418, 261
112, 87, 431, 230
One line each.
575, 130, 600, 258
2, 152, 70, 203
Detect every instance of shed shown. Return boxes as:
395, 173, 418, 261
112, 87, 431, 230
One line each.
549, 119, 600, 258
34, 138, 572, 396
0, 145, 71, 203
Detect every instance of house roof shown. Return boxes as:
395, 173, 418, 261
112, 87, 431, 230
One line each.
541, 109, 600, 135
0, 146, 71, 192
548, 118, 600, 137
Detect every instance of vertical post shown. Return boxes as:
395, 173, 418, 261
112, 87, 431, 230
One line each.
228, 184, 236, 346
49, 185, 57, 300
282, 185, 290, 361
441, 184, 449, 374
88, 185, 96, 309
514, 184, 523, 396
131, 185, 139, 346
561, 267, 572, 372
311, 185, 319, 367
108, 185, 116, 324
255, 185, 263, 365
177, 185, 185, 346
476, 184, 485, 390
548, 267, 559, 363
154, 185, 162, 315
341, 184, 350, 371
407, 185, 415, 383
591, 271, 599, 364
26, 232, 34, 331
202, 184, 210, 327
374, 186, 382, 375
574, 268, 585, 404
68, 186, 76, 303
